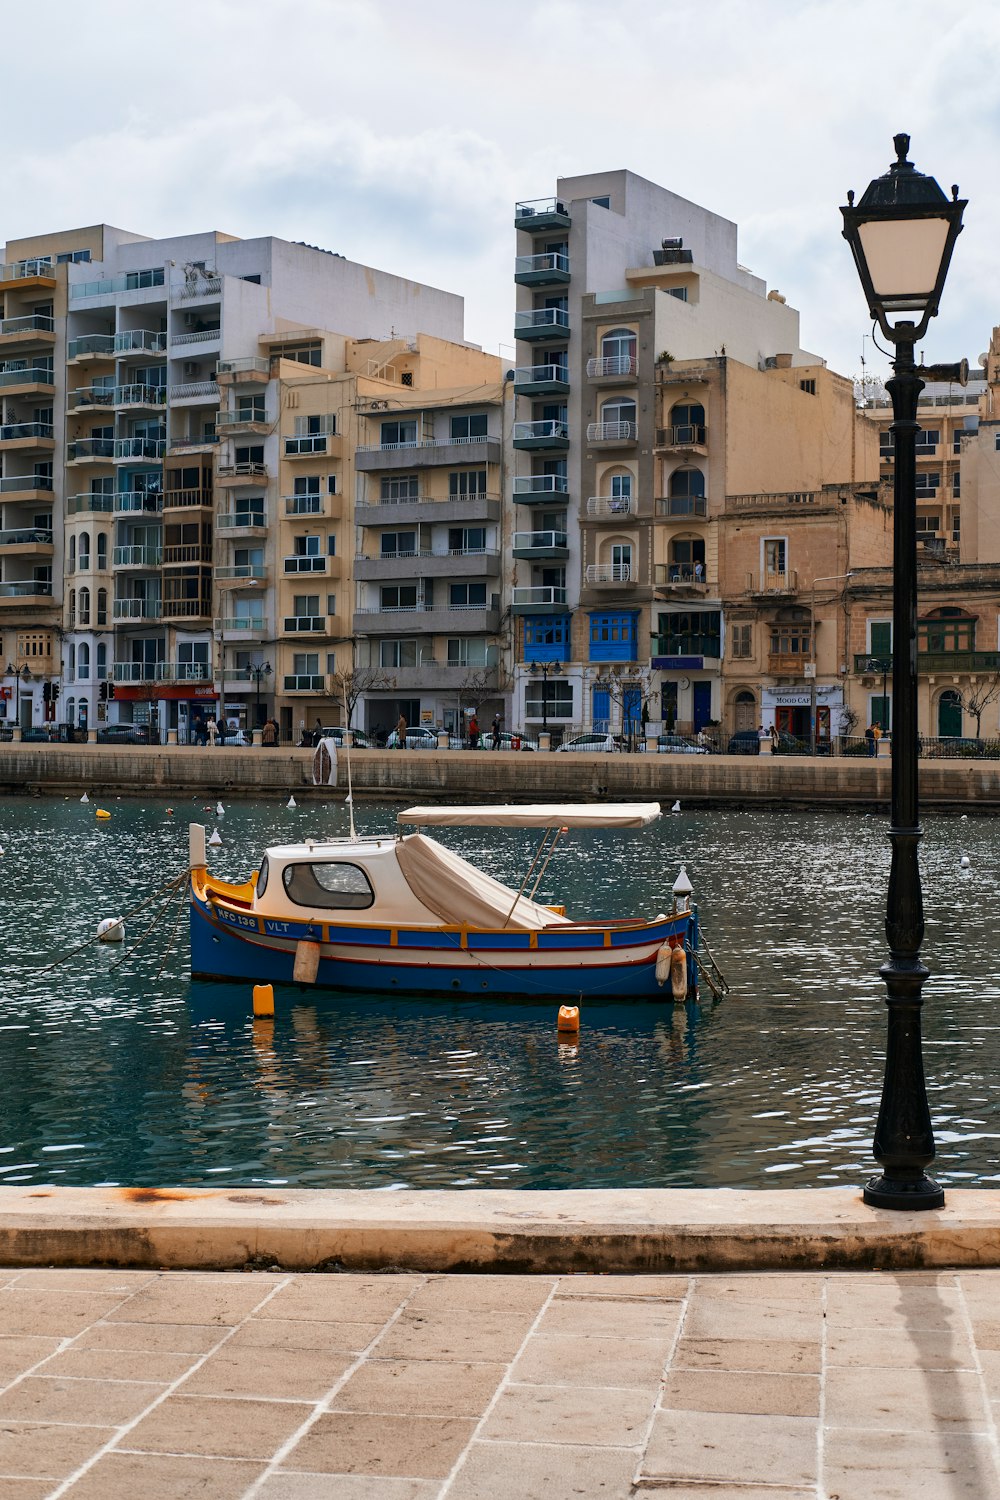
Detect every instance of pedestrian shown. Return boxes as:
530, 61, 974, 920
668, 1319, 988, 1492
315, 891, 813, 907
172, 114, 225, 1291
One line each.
206, 715, 218, 747
873, 722, 883, 757
312, 718, 323, 748
865, 724, 876, 757
468, 713, 479, 749
491, 713, 502, 750
396, 713, 407, 748
694, 560, 704, 583
262, 717, 277, 746
757, 723, 769, 751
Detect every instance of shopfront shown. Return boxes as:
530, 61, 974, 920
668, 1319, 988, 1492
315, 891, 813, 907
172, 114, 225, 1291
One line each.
761, 685, 844, 744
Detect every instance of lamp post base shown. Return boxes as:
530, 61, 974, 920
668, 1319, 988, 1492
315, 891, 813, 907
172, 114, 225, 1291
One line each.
863, 1173, 944, 1210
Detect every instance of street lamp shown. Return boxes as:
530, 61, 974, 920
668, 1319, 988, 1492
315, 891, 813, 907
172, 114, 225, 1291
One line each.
245, 660, 272, 729
842, 133, 966, 1211
5, 661, 31, 726
866, 657, 892, 734
809, 573, 853, 755
528, 659, 561, 731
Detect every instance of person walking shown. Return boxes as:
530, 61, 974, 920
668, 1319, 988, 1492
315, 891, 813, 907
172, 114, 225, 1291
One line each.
262, 718, 277, 747
468, 713, 480, 749
865, 724, 876, 757
396, 713, 407, 748
206, 715, 218, 747
491, 713, 502, 750
872, 721, 883, 757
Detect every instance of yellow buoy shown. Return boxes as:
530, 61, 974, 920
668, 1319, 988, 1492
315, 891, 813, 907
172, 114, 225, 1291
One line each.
253, 983, 275, 1017
557, 1004, 580, 1033
96, 808, 111, 820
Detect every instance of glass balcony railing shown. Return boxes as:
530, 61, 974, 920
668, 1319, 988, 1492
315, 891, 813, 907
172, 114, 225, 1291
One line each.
0, 314, 55, 337
222, 616, 267, 633
113, 598, 162, 620
0, 258, 54, 282
217, 511, 266, 530
114, 437, 166, 460
67, 334, 115, 360
0, 422, 54, 443
284, 494, 326, 516
0, 365, 54, 388
68, 438, 115, 461
0, 528, 53, 547
512, 530, 568, 551
511, 585, 567, 607
65, 492, 113, 513
511, 474, 569, 499
115, 330, 167, 355
71, 268, 165, 299
514, 307, 570, 338
217, 356, 270, 378
114, 491, 163, 514
0, 581, 52, 597
113, 546, 162, 568
215, 564, 266, 581
513, 419, 569, 445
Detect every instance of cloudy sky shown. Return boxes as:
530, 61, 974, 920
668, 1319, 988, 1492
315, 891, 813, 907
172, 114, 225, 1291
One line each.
4, 0, 997, 381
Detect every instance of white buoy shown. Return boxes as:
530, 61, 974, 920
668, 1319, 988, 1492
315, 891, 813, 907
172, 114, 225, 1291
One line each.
208, 826, 223, 847
960, 855, 971, 869
961, 814, 969, 821
80, 792, 89, 804
216, 801, 224, 816
671, 800, 681, 813
97, 917, 125, 943
287, 795, 297, 809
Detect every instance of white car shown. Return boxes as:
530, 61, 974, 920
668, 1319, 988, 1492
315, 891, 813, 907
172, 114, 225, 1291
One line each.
555, 733, 623, 753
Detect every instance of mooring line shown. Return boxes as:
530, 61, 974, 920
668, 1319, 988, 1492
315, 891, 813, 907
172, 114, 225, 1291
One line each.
32, 869, 188, 978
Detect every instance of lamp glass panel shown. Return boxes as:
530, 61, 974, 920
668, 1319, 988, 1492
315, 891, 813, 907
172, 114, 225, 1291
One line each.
856, 217, 950, 308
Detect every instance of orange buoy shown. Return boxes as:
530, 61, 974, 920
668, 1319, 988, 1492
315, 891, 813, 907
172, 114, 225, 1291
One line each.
253, 984, 275, 1017
557, 1004, 580, 1033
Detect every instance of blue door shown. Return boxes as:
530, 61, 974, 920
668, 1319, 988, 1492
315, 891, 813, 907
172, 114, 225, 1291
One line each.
592, 688, 610, 734
693, 681, 712, 731
622, 687, 642, 738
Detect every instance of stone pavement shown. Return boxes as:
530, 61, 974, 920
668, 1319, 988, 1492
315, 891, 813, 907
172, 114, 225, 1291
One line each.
0, 1267, 995, 1498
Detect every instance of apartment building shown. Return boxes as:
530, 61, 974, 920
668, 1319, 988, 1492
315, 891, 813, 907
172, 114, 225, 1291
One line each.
0, 223, 465, 737
511, 170, 877, 739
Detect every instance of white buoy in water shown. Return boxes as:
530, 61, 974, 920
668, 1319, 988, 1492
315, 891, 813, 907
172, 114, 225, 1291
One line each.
80, 792, 89, 804
961, 855, 971, 869
216, 801, 224, 816
671, 800, 681, 813
208, 826, 223, 847
97, 917, 125, 943
287, 795, 297, 809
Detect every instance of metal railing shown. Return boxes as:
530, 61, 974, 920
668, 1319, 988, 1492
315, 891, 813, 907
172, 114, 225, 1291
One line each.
113, 598, 161, 619
217, 356, 270, 377
161, 488, 212, 508
586, 355, 637, 378
284, 494, 327, 515
511, 585, 567, 607
168, 381, 218, 401
746, 570, 798, 593
513, 419, 569, 443
355, 435, 492, 455
512, 530, 567, 550
113, 546, 162, 568
114, 492, 163, 514
585, 563, 632, 584
514, 308, 570, 333
115, 330, 167, 355
511, 475, 569, 497
515, 197, 569, 219
178, 278, 222, 297
170, 327, 220, 346
656, 423, 706, 446
114, 437, 166, 460
216, 409, 267, 431
514, 251, 570, 276
218, 462, 267, 480
0, 314, 55, 336
656, 495, 707, 517
0, 258, 54, 281
586, 420, 637, 442
655, 564, 710, 586
71, 268, 165, 298
588, 495, 633, 518
163, 544, 212, 565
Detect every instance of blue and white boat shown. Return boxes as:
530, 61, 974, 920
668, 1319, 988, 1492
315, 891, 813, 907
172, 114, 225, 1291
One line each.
189, 802, 698, 1001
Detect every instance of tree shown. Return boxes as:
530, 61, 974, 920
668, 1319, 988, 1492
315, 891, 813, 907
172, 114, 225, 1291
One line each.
329, 663, 394, 731
958, 673, 1000, 739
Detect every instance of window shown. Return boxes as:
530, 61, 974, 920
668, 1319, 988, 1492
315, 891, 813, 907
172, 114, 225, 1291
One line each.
449, 470, 487, 498
449, 582, 487, 608
328, 474, 337, 494
68, 535, 76, 572
272, 343, 321, 366
730, 623, 752, 658
880, 431, 894, 458
918, 608, 975, 653
953, 432, 964, 454
588, 611, 638, 663
763, 538, 786, 576
282, 861, 374, 910
799, 379, 816, 395
600, 397, 636, 429
96, 642, 107, 678
293, 594, 320, 617
523, 614, 570, 658
381, 474, 419, 502
96, 532, 107, 570
915, 472, 940, 496
916, 428, 940, 454
591, 196, 611, 209
292, 652, 319, 675
78, 531, 90, 570
526, 678, 573, 717
78, 587, 90, 626
294, 535, 321, 556
380, 531, 417, 558
667, 286, 688, 302
915, 515, 940, 533
447, 638, 489, 667
96, 588, 107, 627
380, 419, 417, 447
236, 395, 265, 422
600, 328, 636, 363
380, 639, 421, 669
78, 643, 90, 680
654, 611, 722, 659
450, 413, 488, 442
380, 585, 417, 611
610, 542, 632, 574
953, 472, 961, 497
448, 527, 486, 554
769, 622, 810, 655
669, 468, 705, 498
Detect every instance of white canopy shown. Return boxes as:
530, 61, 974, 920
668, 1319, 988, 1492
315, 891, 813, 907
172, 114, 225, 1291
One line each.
397, 802, 661, 830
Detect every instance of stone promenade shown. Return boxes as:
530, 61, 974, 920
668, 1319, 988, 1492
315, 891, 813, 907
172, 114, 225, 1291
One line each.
0, 1264, 995, 1499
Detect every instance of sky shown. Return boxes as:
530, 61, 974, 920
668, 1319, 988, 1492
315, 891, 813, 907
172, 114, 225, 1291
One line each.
4, 0, 998, 383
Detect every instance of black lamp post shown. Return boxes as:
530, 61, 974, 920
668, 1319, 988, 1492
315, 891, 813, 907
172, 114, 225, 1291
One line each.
529, 659, 561, 731
866, 657, 892, 733
6, 661, 31, 725
842, 133, 966, 1210
245, 660, 272, 729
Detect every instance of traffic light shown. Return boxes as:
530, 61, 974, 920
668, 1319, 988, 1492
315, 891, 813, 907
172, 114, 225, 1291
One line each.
51, 682, 59, 703
107, 680, 115, 700
99, 681, 107, 702
42, 681, 51, 703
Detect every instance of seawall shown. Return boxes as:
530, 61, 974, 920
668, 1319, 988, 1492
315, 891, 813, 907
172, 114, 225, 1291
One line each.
2, 743, 1000, 810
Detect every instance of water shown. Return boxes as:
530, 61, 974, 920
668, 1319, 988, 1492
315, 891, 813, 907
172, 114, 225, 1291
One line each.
0, 792, 998, 1191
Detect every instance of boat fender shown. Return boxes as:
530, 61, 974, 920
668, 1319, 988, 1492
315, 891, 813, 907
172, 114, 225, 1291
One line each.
293, 940, 321, 984
557, 1004, 580, 1033
670, 944, 687, 1001
655, 940, 674, 987
253, 983, 275, 1017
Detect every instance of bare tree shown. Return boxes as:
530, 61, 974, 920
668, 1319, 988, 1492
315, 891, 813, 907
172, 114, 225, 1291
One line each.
329, 664, 395, 731
959, 673, 1000, 739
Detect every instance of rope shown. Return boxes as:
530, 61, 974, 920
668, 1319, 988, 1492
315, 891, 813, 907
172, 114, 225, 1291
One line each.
32, 869, 188, 978
154, 880, 190, 981
109, 872, 188, 971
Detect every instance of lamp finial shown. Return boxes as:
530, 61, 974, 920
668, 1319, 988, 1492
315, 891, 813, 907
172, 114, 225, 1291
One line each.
892, 133, 911, 167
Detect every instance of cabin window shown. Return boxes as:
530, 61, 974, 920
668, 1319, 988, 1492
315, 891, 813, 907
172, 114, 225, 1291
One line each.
256, 855, 269, 900
282, 860, 374, 910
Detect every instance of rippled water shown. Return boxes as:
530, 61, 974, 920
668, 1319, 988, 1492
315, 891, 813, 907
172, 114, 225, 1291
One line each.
0, 791, 998, 1191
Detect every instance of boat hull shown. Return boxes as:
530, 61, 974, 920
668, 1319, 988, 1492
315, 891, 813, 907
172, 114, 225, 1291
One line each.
190, 887, 695, 1002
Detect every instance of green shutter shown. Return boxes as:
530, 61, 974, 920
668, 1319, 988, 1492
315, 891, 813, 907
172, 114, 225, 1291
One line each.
870, 621, 892, 657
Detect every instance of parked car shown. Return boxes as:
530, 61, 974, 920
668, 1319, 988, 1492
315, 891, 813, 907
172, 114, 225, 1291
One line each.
21, 726, 58, 743
97, 724, 153, 745
386, 726, 461, 750
555, 733, 623, 753
641, 734, 710, 755
315, 727, 372, 749
727, 730, 761, 755
478, 731, 538, 751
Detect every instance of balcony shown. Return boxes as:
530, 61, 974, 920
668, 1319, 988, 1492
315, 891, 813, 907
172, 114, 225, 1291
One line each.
215, 565, 268, 586
114, 491, 164, 515
65, 493, 113, 515
854, 651, 1000, 675
513, 251, 570, 287
0, 314, 55, 346
656, 495, 708, 518
656, 423, 707, 452
284, 433, 338, 457
512, 529, 569, 560
283, 493, 332, 518
161, 487, 212, 510
746, 570, 798, 596
163, 543, 212, 565
111, 662, 156, 685
177, 277, 222, 298
0, 528, 53, 555
283, 555, 342, 578
283, 614, 331, 634
513, 419, 569, 451
0, 422, 54, 452
113, 598, 161, 621
168, 380, 219, 404
586, 355, 638, 381
67, 334, 115, 362
0, 582, 53, 604
68, 387, 115, 412
217, 356, 270, 383
67, 437, 115, 464
71, 268, 165, 299
115, 437, 166, 462
511, 586, 567, 614
0, 258, 56, 289
354, 492, 499, 529
217, 462, 268, 487
115, 330, 167, 356
513, 363, 570, 397
354, 436, 501, 472
113, 545, 162, 569
353, 549, 497, 581
283, 674, 327, 694
353, 600, 501, 635
586, 420, 637, 447
585, 563, 634, 587
511, 474, 569, 506
168, 437, 220, 457
156, 662, 212, 683
116, 384, 167, 411
514, 307, 570, 342
655, 565, 712, 593
170, 327, 221, 349
514, 198, 571, 232
0, 365, 54, 396
217, 510, 267, 535
161, 598, 211, 622
217, 409, 269, 437
222, 616, 268, 637
587, 495, 633, 521
768, 653, 811, 676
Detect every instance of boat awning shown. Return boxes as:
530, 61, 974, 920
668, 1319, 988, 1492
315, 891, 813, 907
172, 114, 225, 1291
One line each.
397, 803, 661, 829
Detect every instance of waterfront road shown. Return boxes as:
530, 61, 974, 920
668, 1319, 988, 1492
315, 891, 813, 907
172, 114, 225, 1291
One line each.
0, 1263, 994, 1497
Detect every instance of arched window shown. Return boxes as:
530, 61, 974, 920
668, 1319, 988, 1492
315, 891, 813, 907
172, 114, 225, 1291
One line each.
97, 588, 108, 627
69, 643, 76, 676
669, 402, 705, 443
669, 468, 705, 498
96, 532, 107, 570
601, 328, 636, 364
78, 586, 90, 626
78, 643, 90, 681
600, 397, 636, 431
68, 534, 76, 572
919, 607, 975, 653
78, 530, 90, 570
96, 642, 107, 678
66, 696, 75, 727
668, 535, 706, 582
68, 588, 76, 627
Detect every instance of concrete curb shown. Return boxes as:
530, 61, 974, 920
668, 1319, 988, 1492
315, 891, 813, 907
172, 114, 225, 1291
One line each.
2, 1187, 998, 1273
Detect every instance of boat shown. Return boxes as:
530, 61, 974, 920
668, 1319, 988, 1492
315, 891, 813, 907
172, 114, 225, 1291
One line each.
188, 802, 699, 1001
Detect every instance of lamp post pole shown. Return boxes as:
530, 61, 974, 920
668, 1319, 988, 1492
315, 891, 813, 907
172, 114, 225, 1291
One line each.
809, 573, 853, 755
842, 133, 966, 1209
246, 661, 272, 730
529, 660, 561, 733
